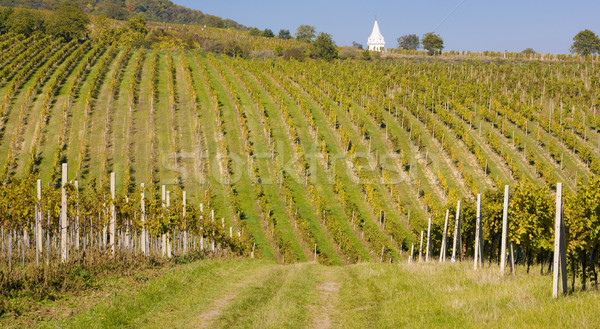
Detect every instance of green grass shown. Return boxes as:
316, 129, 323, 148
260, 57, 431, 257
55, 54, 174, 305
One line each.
38, 259, 600, 328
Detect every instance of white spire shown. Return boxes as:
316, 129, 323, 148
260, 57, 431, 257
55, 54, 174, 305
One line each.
368, 19, 385, 52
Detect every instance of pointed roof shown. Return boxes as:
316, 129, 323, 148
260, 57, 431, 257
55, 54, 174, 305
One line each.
369, 20, 383, 41
368, 19, 385, 50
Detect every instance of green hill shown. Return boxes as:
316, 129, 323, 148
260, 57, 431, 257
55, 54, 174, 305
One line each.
0, 0, 245, 29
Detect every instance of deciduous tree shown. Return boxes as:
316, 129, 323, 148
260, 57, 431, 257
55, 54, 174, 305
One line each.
45, 3, 89, 40
310, 32, 338, 61
571, 29, 600, 56
422, 32, 444, 55
295, 25, 316, 42
7, 8, 44, 36
278, 29, 291, 39
397, 34, 420, 50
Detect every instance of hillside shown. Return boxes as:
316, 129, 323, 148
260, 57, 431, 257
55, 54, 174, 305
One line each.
0, 29, 599, 266
0, 0, 245, 29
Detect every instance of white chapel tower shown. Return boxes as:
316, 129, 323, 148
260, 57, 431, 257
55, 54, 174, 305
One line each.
367, 19, 385, 52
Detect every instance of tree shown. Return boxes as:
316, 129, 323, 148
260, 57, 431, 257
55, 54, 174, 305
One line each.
422, 33, 444, 55
295, 25, 316, 42
98, 1, 127, 20
0, 8, 14, 34
262, 28, 274, 38
570, 29, 600, 56
521, 48, 536, 55
278, 29, 291, 39
310, 32, 338, 61
7, 9, 44, 36
248, 27, 261, 36
397, 34, 420, 50
45, 3, 89, 40
127, 16, 148, 35
352, 41, 363, 50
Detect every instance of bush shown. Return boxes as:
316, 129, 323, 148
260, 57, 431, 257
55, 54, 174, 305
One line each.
339, 46, 362, 59
282, 47, 306, 61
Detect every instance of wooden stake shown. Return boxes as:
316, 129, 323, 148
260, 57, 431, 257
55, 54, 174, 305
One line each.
183, 191, 188, 253
439, 209, 449, 262
36, 179, 42, 262
552, 183, 567, 297
161, 185, 167, 257
419, 231, 424, 263
500, 185, 509, 276
474, 194, 483, 270
166, 191, 172, 258
141, 183, 147, 256
61, 163, 68, 263
426, 217, 432, 262
451, 201, 461, 262
110, 172, 116, 255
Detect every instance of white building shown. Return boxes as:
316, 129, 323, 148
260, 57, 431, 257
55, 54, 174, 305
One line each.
367, 19, 385, 52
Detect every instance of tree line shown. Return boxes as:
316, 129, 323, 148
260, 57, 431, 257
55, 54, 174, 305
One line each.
396, 29, 600, 56
0, 0, 244, 29
0, 4, 88, 40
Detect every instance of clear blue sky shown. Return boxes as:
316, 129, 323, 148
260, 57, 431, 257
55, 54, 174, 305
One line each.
173, 0, 600, 54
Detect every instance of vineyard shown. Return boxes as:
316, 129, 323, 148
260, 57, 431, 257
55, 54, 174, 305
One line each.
2, 30, 600, 321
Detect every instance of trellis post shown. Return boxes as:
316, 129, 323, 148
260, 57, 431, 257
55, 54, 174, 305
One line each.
474, 194, 483, 270
451, 201, 461, 262
439, 209, 449, 262
60, 163, 68, 263
75, 180, 79, 250
140, 183, 147, 256
161, 185, 167, 257
166, 190, 172, 258
552, 183, 567, 297
419, 231, 424, 263
500, 185, 509, 276
36, 179, 42, 265
110, 172, 116, 255
183, 190, 188, 254
426, 217, 432, 262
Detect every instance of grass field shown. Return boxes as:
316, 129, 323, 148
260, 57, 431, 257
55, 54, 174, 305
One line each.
9, 259, 592, 329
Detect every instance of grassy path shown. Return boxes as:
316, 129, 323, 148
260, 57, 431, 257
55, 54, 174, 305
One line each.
45, 259, 600, 329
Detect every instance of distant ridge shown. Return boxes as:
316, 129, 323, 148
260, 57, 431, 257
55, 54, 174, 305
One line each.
0, 0, 245, 29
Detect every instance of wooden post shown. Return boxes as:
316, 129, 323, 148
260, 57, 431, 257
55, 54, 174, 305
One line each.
166, 191, 172, 258
553, 183, 568, 297
439, 209, 449, 262
426, 217, 432, 262
419, 231, 424, 263
36, 179, 42, 264
110, 172, 116, 255
474, 194, 483, 270
61, 163, 68, 263
183, 191, 188, 254
500, 185, 509, 276
409, 243, 414, 263
140, 183, 147, 256
451, 201, 461, 262
161, 185, 166, 257
75, 180, 79, 251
